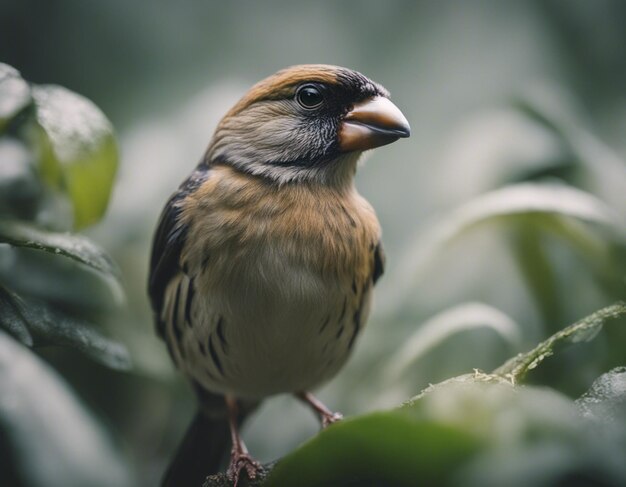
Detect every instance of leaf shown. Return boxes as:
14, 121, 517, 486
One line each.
508, 223, 561, 326
265, 411, 480, 487
515, 94, 626, 212
0, 63, 31, 131
405, 378, 626, 487
396, 183, 625, 306
403, 375, 580, 439
0, 219, 120, 278
0, 284, 130, 370
32, 85, 118, 229
0, 138, 42, 220
494, 302, 626, 383
0, 330, 132, 487
576, 366, 626, 426
384, 303, 521, 380
0, 285, 33, 346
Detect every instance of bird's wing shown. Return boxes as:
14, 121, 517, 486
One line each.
372, 241, 385, 285
148, 164, 210, 338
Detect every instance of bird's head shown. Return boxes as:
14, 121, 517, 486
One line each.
205, 65, 410, 186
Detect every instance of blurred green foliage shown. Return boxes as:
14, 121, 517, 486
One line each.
1, 1, 626, 486
0, 63, 131, 486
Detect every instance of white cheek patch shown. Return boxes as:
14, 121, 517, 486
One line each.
357, 149, 374, 168
208, 101, 364, 186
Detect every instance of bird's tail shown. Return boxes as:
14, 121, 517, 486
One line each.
161, 410, 230, 487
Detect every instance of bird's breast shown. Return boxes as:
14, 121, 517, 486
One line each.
174, 165, 380, 397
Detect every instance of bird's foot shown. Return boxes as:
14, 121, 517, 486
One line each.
321, 410, 343, 428
227, 450, 263, 486
296, 391, 343, 429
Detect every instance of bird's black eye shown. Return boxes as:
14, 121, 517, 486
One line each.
296, 84, 324, 109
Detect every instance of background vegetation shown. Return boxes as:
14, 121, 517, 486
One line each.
1, 1, 625, 485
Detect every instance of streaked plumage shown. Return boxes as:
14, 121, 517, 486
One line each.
148, 64, 409, 485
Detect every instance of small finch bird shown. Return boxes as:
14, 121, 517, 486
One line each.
148, 64, 410, 486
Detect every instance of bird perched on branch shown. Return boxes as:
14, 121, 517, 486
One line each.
148, 64, 410, 486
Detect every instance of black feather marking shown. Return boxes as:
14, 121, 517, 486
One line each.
216, 316, 228, 352
202, 255, 211, 272
199, 339, 207, 356
148, 164, 211, 338
372, 241, 385, 285
172, 282, 183, 343
320, 315, 330, 333
208, 335, 225, 377
338, 297, 347, 323
340, 203, 357, 228
348, 308, 361, 351
349, 288, 367, 351
351, 278, 357, 294
184, 279, 195, 327
165, 337, 179, 366
335, 324, 345, 339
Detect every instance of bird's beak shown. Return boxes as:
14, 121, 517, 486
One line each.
339, 96, 411, 152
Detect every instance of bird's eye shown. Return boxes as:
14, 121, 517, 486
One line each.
296, 84, 324, 109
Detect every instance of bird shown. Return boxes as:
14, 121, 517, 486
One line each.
148, 64, 410, 486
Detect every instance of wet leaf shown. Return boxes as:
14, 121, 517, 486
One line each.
0, 219, 120, 278
494, 302, 626, 383
32, 85, 118, 229
577, 366, 626, 425
0, 284, 130, 370
384, 303, 521, 380
0, 63, 31, 131
0, 330, 132, 487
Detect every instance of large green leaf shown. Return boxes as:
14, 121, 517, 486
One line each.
494, 302, 626, 383
0, 63, 31, 131
396, 183, 625, 307
0, 219, 119, 278
32, 85, 118, 229
264, 375, 626, 487
0, 330, 132, 487
265, 411, 480, 487
0, 284, 130, 370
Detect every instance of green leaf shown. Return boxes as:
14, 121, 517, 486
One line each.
508, 223, 562, 326
266, 411, 480, 487
0, 285, 33, 346
0, 138, 42, 221
405, 378, 626, 487
384, 303, 521, 380
0, 284, 130, 370
403, 375, 580, 440
494, 302, 626, 383
396, 183, 625, 306
0, 63, 31, 131
0, 330, 132, 487
32, 85, 118, 229
0, 219, 119, 278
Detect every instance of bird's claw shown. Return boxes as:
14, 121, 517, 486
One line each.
227, 451, 263, 486
321, 411, 343, 428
